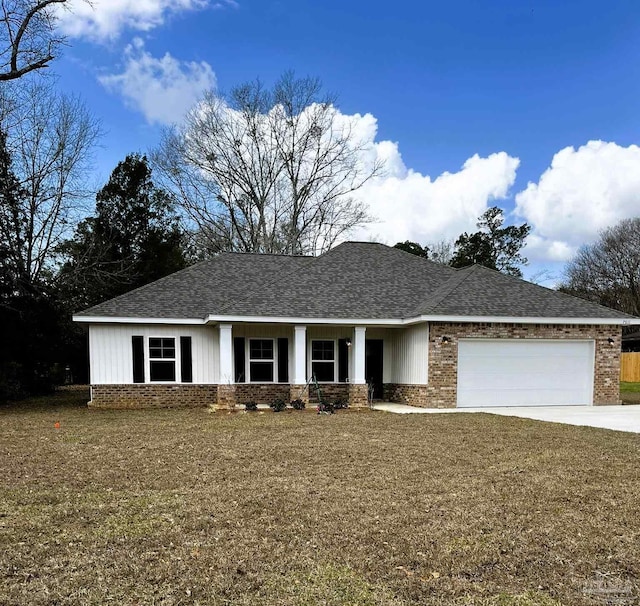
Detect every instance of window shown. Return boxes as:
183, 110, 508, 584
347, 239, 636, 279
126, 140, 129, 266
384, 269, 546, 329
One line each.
311, 340, 335, 382
249, 339, 274, 382
149, 337, 176, 382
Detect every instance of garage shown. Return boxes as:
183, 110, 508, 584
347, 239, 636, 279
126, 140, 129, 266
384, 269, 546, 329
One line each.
456, 339, 595, 408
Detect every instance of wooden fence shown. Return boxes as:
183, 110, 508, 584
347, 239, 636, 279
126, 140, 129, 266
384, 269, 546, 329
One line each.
621, 352, 640, 382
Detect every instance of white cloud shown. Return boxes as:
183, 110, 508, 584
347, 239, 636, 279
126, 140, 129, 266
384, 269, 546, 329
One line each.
99, 39, 216, 126
57, 0, 212, 41
515, 140, 640, 262
350, 115, 520, 244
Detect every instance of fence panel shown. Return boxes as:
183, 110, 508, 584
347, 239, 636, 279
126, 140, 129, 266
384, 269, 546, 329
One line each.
621, 352, 640, 382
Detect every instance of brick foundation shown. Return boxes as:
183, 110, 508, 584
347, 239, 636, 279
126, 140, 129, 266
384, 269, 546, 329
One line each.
234, 384, 290, 407
216, 384, 236, 411
89, 384, 217, 409
424, 323, 622, 408
289, 384, 309, 407
308, 383, 349, 405
348, 383, 369, 408
384, 383, 429, 406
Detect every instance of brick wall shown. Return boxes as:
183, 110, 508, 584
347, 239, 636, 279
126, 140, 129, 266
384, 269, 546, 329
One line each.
234, 384, 290, 407
425, 322, 622, 408
308, 383, 349, 404
90, 384, 217, 409
384, 383, 429, 406
348, 384, 369, 408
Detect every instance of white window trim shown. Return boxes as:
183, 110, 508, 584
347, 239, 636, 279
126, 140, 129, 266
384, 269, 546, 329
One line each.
247, 337, 277, 384
147, 336, 181, 384
310, 338, 337, 383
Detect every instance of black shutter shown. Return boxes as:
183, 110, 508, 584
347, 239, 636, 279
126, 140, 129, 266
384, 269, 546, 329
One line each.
277, 338, 289, 383
180, 336, 193, 383
234, 337, 245, 383
132, 336, 145, 383
338, 339, 349, 383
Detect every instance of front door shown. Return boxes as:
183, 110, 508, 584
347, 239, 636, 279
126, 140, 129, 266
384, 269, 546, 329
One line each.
365, 339, 384, 400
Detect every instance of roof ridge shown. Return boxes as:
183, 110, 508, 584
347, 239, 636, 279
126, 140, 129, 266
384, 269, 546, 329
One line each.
416, 265, 478, 315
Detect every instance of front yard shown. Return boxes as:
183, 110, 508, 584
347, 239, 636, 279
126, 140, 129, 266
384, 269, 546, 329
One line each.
1, 391, 639, 605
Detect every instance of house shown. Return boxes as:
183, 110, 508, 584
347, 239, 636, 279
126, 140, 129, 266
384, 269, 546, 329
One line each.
73, 242, 639, 410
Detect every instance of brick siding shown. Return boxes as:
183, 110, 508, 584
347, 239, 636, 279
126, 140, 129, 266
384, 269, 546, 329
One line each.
424, 322, 621, 408
90, 384, 217, 409
384, 383, 429, 406
308, 383, 349, 404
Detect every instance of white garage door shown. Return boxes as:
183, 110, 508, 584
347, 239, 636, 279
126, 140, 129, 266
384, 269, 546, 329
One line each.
457, 339, 594, 408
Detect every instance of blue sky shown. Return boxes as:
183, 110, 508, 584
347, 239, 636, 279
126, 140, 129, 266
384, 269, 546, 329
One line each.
52, 0, 640, 279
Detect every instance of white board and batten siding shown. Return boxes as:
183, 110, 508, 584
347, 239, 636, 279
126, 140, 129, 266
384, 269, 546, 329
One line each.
457, 339, 595, 408
385, 323, 429, 385
89, 324, 219, 384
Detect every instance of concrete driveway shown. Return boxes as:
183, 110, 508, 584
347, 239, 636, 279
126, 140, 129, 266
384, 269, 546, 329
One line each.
373, 403, 640, 434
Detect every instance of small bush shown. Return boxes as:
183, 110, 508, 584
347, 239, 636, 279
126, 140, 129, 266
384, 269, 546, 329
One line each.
244, 401, 258, 412
317, 400, 334, 415
333, 397, 348, 410
290, 398, 305, 410
270, 398, 287, 412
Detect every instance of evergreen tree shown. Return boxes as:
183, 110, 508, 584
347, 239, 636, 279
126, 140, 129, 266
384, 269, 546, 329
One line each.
450, 207, 530, 277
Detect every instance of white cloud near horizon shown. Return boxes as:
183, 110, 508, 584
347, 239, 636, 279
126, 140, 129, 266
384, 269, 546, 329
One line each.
355, 147, 520, 245
99, 39, 216, 126
516, 140, 640, 262
57, 0, 212, 41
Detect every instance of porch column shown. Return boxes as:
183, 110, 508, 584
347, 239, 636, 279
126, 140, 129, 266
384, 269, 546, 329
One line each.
353, 326, 366, 383
217, 323, 236, 410
294, 325, 307, 384
290, 325, 309, 405
350, 326, 368, 408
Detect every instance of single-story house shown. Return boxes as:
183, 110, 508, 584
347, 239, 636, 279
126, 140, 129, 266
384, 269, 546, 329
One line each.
73, 242, 639, 410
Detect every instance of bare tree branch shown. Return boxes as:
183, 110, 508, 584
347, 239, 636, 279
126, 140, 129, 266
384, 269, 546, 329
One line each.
152, 72, 383, 256
0, 0, 74, 82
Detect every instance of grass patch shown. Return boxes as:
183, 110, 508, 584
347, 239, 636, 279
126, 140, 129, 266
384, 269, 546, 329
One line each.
1, 390, 639, 604
620, 382, 640, 404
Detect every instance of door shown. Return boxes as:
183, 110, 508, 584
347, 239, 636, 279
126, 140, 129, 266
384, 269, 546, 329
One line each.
457, 339, 594, 408
365, 339, 384, 400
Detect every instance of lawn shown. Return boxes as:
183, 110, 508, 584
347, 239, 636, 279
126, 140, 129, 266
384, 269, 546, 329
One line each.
1, 391, 639, 605
620, 382, 640, 403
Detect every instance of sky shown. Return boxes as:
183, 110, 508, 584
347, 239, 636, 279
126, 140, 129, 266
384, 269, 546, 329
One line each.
49, 0, 640, 282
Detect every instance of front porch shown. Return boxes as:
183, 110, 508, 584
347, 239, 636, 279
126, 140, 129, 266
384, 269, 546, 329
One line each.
213, 322, 429, 410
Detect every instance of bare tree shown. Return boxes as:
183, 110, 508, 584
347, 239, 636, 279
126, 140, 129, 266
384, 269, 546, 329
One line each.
561, 218, 640, 317
0, 0, 74, 82
153, 72, 383, 255
0, 80, 100, 285
426, 239, 454, 265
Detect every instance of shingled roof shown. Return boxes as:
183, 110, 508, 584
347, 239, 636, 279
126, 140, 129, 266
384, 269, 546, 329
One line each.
75, 241, 634, 322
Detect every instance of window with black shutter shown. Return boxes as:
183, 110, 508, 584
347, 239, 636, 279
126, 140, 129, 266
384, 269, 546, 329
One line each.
180, 336, 193, 383
338, 339, 349, 383
132, 336, 145, 383
277, 338, 289, 383
234, 337, 246, 383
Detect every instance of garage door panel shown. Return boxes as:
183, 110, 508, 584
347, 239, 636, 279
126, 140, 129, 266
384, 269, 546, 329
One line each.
457, 340, 594, 407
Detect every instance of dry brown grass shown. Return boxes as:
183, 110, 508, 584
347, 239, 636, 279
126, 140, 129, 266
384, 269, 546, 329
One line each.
1, 391, 639, 605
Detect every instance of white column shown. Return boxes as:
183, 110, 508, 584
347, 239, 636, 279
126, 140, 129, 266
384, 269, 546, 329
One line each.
293, 325, 307, 384
353, 326, 366, 384
219, 324, 233, 383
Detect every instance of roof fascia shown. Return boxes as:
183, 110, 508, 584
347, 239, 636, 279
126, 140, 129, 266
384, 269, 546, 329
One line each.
73, 314, 640, 326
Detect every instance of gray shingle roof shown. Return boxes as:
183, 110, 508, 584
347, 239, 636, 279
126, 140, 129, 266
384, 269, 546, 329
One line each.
75, 241, 635, 321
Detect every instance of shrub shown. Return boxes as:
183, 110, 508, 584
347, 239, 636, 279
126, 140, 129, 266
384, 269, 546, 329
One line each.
317, 400, 334, 415
244, 401, 258, 412
333, 397, 348, 410
270, 398, 287, 412
290, 398, 305, 410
